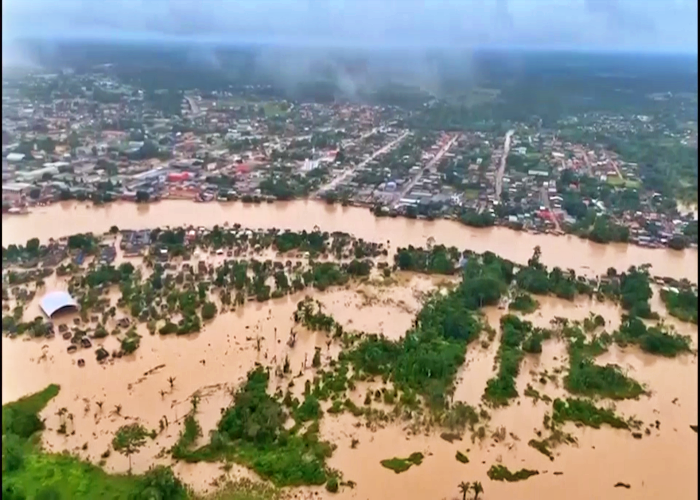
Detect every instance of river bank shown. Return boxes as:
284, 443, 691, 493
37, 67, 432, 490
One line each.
3, 199, 697, 282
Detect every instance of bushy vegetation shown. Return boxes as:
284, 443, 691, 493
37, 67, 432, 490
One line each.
394, 245, 462, 275
380, 452, 424, 473
550, 398, 631, 430
343, 281, 483, 409
2, 384, 59, 440
509, 293, 539, 314
515, 247, 593, 301
176, 366, 337, 488
616, 265, 657, 319
565, 357, 646, 400
483, 315, 544, 406
660, 287, 698, 324
486, 465, 539, 482
557, 322, 646, 400
528, 439, 554, 461
614, 315, 692, 357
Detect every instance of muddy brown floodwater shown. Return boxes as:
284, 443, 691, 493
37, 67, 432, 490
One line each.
2, 199, 697, 281
2, 201, 698, 500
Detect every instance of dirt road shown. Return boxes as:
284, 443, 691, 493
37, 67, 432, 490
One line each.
316, 131, 410, 195
390, 134, 459, 208
494, 129, 515, 202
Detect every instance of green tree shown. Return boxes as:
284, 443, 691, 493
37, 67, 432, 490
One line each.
25, 238, 40, 255
112, 423, 149, 473
201, 301, 217, 320
136, 465, 188, 500
458, 481, 471, 500
472, 481, 484, 499
2, 434, 25, 472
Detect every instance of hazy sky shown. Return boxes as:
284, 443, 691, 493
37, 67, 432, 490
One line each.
2, 0, 698, 54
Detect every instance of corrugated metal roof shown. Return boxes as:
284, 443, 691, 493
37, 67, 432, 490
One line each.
40, 291, 79, 317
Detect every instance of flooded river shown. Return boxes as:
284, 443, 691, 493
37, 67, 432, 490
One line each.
2, 200, 698, 500
2, 200, 697, 281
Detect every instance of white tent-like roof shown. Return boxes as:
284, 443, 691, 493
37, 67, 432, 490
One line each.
40, 291, 79, 317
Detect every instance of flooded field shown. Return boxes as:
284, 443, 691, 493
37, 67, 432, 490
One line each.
2, 199, 697, 281
2, 203, 698, 500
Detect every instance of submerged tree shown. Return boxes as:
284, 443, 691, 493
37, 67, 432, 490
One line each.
458, 481, 471, 500
472, 481, 484, 500
112, 423, 149, 473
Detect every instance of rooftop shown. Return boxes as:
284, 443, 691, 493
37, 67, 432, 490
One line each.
40, 291, 79, 318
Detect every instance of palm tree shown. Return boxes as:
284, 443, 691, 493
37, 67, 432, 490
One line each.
113, 404, 122, 416
168, 376, 175, 389
472, 481, 484, 500
96, 401, 104, 411
458, 481, 471, 500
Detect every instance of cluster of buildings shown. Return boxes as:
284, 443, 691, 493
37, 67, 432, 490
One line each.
1, 70, 696, 248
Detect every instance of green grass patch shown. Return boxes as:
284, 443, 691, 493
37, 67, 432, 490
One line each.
605, 175, 624, 187
4, 450, 154, 500
380, 452, 424, 474
605, 175, 641, 189
463, 189, 480, 200
262, 102, 287, 117
487, 464, 539, 482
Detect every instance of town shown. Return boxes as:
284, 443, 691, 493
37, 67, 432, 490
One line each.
2, 69, 697, 251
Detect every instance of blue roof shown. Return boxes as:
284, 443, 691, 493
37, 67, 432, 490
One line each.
40, 291, 79, 317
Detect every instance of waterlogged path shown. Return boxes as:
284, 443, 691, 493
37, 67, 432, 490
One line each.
3, 200, 696, 281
